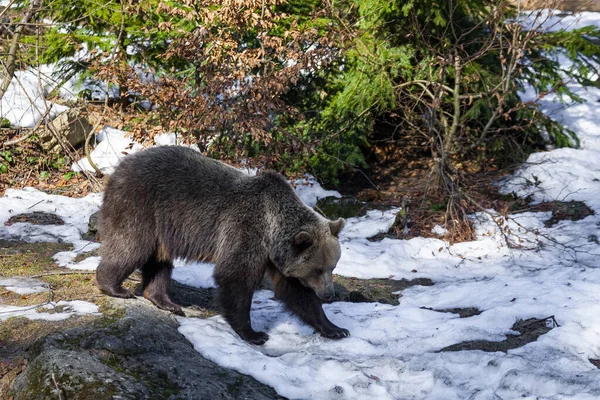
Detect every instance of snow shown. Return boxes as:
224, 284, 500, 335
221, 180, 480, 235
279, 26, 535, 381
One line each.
0, 60, 117, 128
171, 260, 216, 288
54, 252, 102, 270
293, 175, 341, 208
0, 187, 101, 249
0, 300, 100, 322
0, 277, 48, 295
0, 68, 68, 128
431, 225, 448, 237
520, 10, 600, 32
0, 10, 599, 400
72, 126, 144, 174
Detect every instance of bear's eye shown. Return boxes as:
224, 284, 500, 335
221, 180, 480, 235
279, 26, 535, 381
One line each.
315, 268, 324, 275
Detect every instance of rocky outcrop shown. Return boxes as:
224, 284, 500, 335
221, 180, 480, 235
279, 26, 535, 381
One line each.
10, 299, 283, 400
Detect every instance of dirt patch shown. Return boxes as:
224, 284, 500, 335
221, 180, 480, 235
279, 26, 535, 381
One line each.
590, 359, 600, 369
539, 201, 594, 227
439, 316, 557, 353
315, 196, 367, 219
331, 276, 434, 305
509, 200, 595, 227
1, 241, 72, 307
422, 307, 482, 318
4, 212, 65, 226
164, 282, 218, 319
507, 0, 600, 12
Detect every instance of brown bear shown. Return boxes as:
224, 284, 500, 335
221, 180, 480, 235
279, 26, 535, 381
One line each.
96, 146, 349, 345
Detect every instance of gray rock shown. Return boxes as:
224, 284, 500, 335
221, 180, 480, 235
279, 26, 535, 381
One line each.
315, 195, 367, 219
88, 210, 100, 235
10, 299, 283, 400
38, 109, 92, 153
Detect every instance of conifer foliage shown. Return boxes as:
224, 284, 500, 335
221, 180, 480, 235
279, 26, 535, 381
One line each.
4, 1, 600, 222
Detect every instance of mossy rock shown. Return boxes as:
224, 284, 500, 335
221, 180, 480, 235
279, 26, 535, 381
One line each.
9, 300, 282, 400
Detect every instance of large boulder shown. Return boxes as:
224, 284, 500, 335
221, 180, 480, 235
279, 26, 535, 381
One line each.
10, 299, 282, 400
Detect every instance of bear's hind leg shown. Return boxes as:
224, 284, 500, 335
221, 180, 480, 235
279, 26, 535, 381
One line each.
141, 256, 184, 316
214, 258, 269, 345
270, 267, 349, 339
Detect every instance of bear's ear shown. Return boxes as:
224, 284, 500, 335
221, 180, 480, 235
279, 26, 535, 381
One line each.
294, 231, 313, 249
329, 218, 345, 237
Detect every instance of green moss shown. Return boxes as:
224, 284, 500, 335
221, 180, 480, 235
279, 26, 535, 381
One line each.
12, 363, 121, 400
0, 240, 100, 307
0, 240, 72, 278
99, 351, 181, 398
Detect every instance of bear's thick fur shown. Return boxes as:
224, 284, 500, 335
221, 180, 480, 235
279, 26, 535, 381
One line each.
96, 146, 349, 344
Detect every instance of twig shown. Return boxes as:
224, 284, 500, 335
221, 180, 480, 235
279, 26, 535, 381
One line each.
3, 129, 35, 147
51, 372, 64, 400
0, 302, 49, 314
0, 0, 17, 20
27, 199, 44, 209
23, 168, 33, 185
30, 271, 96, 278
85, 117, 103, 177
0, 0, 40, 102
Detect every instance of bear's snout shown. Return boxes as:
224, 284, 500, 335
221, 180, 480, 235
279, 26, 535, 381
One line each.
319, 285, 335, 302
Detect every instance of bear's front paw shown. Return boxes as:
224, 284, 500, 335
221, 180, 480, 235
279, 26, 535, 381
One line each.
320, 325, 350, 340
239, 329, 270, 345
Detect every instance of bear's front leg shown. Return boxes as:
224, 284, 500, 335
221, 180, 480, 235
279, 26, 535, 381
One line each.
214, 258, 269, 345
215, 282, 269, 345
272, 271, 350, 339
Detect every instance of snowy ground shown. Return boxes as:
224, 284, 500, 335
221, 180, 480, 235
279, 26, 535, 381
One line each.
1, 9, 600, 400
0, 301, 100, 322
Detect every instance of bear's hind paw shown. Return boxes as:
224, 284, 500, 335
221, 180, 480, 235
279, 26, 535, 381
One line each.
99, 286, 135, 299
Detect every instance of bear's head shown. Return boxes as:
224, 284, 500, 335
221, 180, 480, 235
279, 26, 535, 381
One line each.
273, 218, 344, 301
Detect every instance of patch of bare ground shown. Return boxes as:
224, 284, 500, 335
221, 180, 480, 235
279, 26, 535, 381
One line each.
331, 276, 434, 305
439, 316, 558, 353
421, 307, 482, 318
330, 117, 538, 244
4, 212, 65, 226
510, 200, 595, 227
